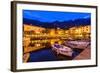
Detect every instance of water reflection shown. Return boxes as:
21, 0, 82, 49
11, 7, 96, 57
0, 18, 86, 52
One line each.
29, 39, 65, 48
24, 38, 84, 62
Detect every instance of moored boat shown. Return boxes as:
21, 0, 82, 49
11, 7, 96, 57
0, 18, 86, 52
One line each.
64, 40, 90, 49
52, 43, 73, 57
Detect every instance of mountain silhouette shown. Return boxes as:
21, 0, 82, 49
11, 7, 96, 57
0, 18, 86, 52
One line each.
23, 18, 91, 29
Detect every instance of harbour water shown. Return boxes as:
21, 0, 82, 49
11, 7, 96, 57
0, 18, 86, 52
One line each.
27, 47, 83, 62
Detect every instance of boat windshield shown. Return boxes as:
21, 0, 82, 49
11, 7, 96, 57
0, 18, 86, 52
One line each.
54, 44, 63, 48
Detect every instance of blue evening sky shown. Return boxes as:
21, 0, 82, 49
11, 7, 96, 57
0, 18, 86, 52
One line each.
23, 10, 91, 22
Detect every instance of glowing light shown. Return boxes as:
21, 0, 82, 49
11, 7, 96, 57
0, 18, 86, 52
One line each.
35, 44, 41, 47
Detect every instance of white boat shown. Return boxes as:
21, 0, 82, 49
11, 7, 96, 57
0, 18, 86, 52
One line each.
65, 40, 90, 49
52, 44, 73, 57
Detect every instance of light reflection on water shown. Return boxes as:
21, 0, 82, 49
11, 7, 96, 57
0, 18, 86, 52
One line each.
29, 39, 65, 48
26, 39, 82, 62
28, 39, 69, 62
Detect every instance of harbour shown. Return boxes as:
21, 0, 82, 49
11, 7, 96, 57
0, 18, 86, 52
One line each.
23, 10, 91, 63
23, 38, 91, 62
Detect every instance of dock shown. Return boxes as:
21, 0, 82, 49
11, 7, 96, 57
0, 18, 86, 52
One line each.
74, 48, 91, 60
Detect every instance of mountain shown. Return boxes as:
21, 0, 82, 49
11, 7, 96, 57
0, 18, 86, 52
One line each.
23, 18, 91, 29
